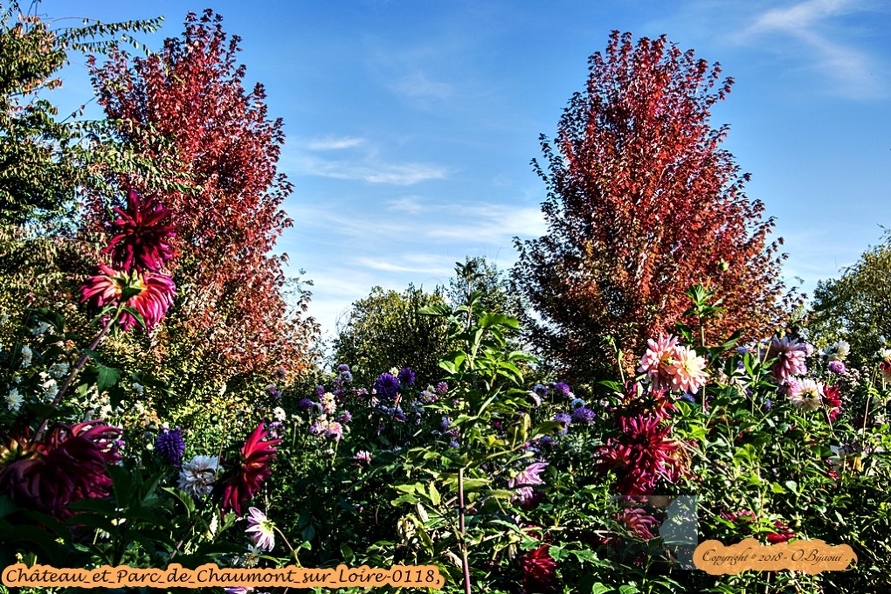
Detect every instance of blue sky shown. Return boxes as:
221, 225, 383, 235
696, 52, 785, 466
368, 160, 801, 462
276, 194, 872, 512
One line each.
38, 0, 891, 339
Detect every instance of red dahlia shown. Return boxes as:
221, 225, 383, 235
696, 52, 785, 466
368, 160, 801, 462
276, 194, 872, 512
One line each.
217, 424, 281, 516
521, 543, 558, 594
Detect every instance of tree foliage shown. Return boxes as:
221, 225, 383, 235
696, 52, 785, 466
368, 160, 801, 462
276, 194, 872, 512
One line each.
513, 31, 795, 383
447, 256, 523, 320
808, 230, 891, 366
87, 10, 318, 399
333, 285, 453, 387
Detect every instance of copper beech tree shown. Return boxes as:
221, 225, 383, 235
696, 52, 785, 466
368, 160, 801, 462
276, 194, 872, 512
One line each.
87, 11, 318, 396
513, 31, 796, 382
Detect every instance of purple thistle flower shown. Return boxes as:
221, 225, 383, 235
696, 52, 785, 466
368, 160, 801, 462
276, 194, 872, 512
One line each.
374, 373, 400, 400
435, 381, 448, 395
533, 383, 549, 398
552, 382, 572, 398
315, 385, 325, 397
266, 385, 281, 400
571, 407, 595, 425
397, 367, 416, 386
296, 398, 314, 412
828, 360, 846, 375
155, 427, 185, 466
337, 363, 351, 373
337, 411, 352, 424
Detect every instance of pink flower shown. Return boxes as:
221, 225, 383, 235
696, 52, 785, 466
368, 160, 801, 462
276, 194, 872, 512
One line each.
767, 337, 808, 382
245, 507, 276, 551
510, 462, 548, 506
637, 334, 679, 390
617, 507, 659, 540
81, 267, 175, 332
666, 345, 708, 394
102, 189, 176, 272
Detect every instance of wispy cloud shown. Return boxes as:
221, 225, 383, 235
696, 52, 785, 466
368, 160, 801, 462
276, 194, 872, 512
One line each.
294, 154, 446, 186
424, 204, 546, 243
736, 0, 886, 98
385, 196, 425, 213
307, 136, 366, 150
392, 72, 454, 100
354, 256, 453, 275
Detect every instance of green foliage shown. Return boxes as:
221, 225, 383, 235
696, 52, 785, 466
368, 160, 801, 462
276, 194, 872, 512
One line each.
334, 284, 454, 387
808, 229, 891, 366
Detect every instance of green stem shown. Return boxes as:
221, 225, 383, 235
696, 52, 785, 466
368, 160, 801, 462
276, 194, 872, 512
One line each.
458, 467, 471, 594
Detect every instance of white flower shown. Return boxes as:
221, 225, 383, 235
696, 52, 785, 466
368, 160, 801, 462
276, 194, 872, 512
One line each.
20, 345, 32, 368
48, 362, 69, 379
788, 378, 824, 412
321, 393, 336, 415
131, 382, 145, 396
6, 388, 22, 412
245, 507, 276, 551
41, 378, 58, 401
272, 406, 287, 422
31, 321, 52, 336
178, 455, 220, 497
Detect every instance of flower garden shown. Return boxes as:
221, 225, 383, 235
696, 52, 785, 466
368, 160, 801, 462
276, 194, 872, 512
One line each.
2, 6, 891, 594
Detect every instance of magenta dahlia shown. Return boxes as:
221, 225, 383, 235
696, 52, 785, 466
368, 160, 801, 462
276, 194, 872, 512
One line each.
102, 189, 175, 272
0, 421, 122, 519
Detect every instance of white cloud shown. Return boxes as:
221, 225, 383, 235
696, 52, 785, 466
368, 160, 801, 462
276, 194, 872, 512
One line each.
393, 72, 454, 100
737, 0, 886, 98
385, 196, 425, 213
307, 136, 366, 151
424, 204, 546, 243
295, 154, 446, 186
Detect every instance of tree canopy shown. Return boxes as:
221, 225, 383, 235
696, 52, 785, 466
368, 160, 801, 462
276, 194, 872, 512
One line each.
513, 31, 795, 383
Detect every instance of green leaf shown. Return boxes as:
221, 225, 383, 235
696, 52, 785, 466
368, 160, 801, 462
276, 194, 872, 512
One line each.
428, 483, 441, 506
96, 362, 122, 393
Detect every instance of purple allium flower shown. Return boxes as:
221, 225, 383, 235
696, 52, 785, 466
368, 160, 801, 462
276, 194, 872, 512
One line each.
339, 370, 353, 383
539, 435, 554, 448
397, 367, 416, 386
337, 363, 350, 373
315, 385, 325, 397
266, 385, 281, 400
533, 383, 548, 398
337, 411, 352, 424
374, 373, 400, 400
435, 381, 448, 395
296, 398, 314, 412
420, 389, 437, 403
570, 397, 586, 409
828, 360, 846, 375
552, 382, 572, 398
268, 421, 283, 435
441, 416, 451, 431
155, 427, 185, 466
393, 410, 407, 423
553, 413, 571, 425
571, 407, 595, 425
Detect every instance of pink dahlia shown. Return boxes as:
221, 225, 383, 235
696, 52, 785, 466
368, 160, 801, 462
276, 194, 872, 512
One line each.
0, 421, 122, 519
217, 424, 281, 516
81, 267, 175, 332
666, 346, 709, 394
245, 507, 276, 551
767, 337, 808, 382
617, 507, 659, 540
823, 384, 842, 421
637, 334, 680, 390
102, 189, 175, 272
509, 462, 548, 505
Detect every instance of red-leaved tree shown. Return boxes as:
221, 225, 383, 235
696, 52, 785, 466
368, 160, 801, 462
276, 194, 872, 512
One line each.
512, 31, 796, 382
86, 11, 318, 398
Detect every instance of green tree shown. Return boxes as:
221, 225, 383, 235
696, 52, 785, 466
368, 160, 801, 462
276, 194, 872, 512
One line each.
447, 256, 523, 320
333, 285, 453, 387
808, 230, 891, 366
